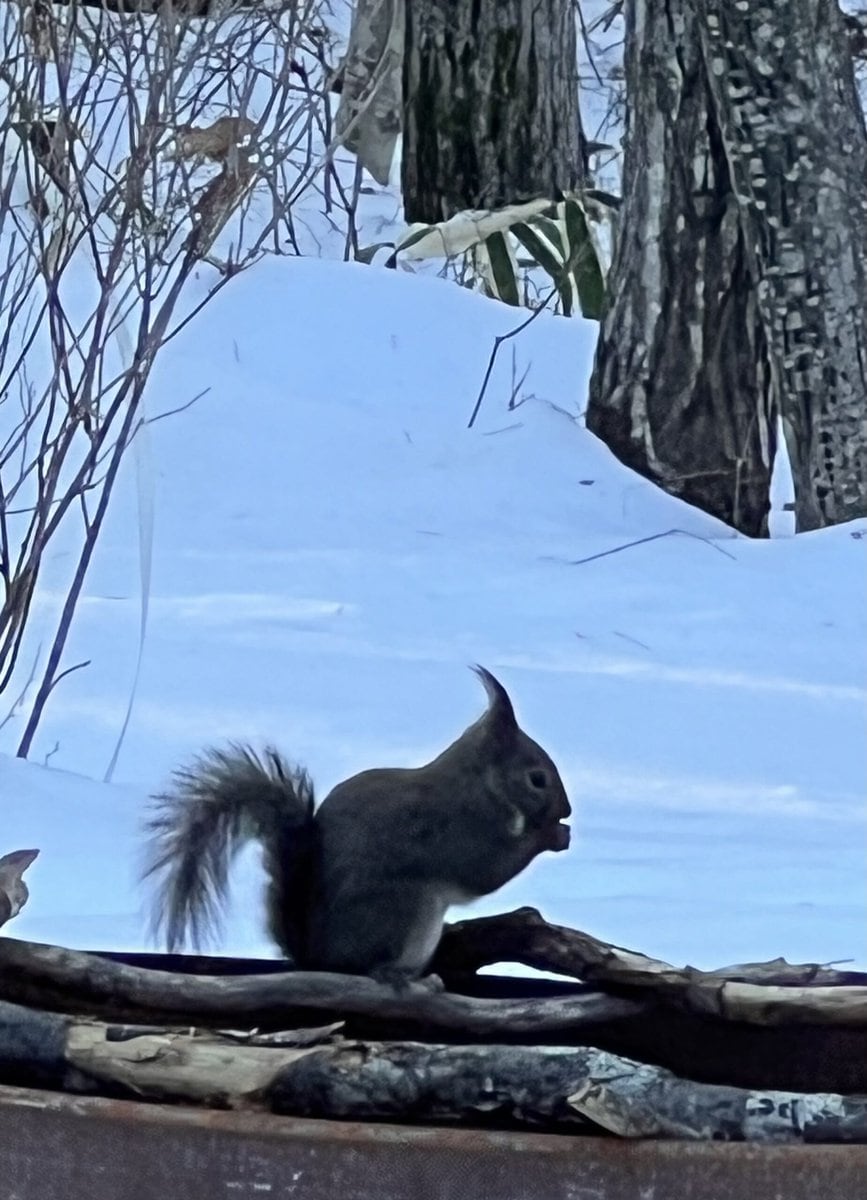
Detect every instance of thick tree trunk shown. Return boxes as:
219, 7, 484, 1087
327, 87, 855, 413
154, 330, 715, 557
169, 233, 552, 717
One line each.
402, 0, 583, 223
587, 0, 867, 536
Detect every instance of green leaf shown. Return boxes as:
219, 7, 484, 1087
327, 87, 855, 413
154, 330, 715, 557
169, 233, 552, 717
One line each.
525, 215, 567, 261
512, 221, 573, 316
562, 198, 606, 320
355, 241, 394, 265
396, 224, 438, 253
484, 231, 521, 306
512, 222, 562, 277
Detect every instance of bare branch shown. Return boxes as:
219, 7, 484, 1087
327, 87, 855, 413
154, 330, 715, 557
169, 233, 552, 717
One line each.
0, 0, 346, 746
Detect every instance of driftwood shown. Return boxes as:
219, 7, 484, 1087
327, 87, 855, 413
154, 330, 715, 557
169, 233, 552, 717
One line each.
1, 1000, 864, 1144
2, 909, 864, 1032
0, 935, 642, 1033
434, 908, 867, 1024
2, 909, 867, 1114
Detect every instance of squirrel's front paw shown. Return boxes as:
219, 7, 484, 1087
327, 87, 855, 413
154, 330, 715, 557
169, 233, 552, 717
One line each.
369, 966, 445, 994
415, 972, 444, 993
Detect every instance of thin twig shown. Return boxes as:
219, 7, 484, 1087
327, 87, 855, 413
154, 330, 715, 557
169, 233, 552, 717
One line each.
467, 285, 559, 429
568, 528, 738, 566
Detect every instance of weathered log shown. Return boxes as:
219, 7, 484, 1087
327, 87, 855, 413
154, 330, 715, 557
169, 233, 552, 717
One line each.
434, 908, 867, 1023
272, 1040, 867, 1143
4, 913, 867, 1095
85, 945, 867, 1094
4, 909, 867, 1032
3, 1002, 864, 1143
0, 936, 642, 1033
687, 981, 867, 1026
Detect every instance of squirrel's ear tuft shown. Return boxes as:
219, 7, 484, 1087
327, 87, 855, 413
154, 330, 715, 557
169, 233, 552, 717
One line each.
0, 848, 39, 874
471, 664, 518, 743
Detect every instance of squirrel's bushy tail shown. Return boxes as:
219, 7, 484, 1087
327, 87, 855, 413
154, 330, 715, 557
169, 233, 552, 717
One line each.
142, 743, 315, 958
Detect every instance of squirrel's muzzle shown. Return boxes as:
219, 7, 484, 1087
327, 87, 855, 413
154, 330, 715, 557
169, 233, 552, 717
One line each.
546, 820, 571, 851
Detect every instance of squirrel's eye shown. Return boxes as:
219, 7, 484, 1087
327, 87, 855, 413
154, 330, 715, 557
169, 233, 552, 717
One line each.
527, 768, 549, 790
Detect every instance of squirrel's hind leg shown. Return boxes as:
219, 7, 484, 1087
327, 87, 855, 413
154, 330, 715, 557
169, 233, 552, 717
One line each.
306, 882, 450, 982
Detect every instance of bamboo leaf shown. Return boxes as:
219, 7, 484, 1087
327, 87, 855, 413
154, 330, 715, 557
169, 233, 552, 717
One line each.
512, 221, 573, 315
395, 199, 552, 261
524, 215, 566, 261
355, 242, 394, 265
483, 231, 521, 306
562, 197, 606, 320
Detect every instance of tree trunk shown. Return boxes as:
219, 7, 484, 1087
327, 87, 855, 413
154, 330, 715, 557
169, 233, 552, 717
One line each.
333, 0, 404, 186
402, 0, 583, 223
587, 0, 867, 536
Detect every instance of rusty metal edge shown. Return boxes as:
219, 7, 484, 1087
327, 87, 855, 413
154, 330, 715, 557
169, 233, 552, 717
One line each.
1, 1084, 866, 1200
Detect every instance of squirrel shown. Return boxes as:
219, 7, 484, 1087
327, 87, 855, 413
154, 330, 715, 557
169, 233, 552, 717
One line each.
143, 665, 571, 982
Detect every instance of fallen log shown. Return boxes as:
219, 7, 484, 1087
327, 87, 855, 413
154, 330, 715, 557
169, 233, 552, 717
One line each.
0, 935, 642, 1033
434, 908, 867, 1023
4, 909, 865, 1032
1, 1000, 864, 1143
3, 909, 867, 1097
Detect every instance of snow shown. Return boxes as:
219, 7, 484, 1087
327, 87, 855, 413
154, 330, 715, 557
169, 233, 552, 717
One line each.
2, 254, 865, 973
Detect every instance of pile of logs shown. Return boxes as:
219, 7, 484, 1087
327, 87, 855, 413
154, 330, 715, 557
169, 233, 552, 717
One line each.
0, 896, 865, 1144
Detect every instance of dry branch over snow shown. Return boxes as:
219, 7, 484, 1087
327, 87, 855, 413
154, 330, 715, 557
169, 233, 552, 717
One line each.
0, 0, 337, 749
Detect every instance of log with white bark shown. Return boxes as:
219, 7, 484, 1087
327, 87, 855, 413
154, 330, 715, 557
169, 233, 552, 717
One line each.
3, 1001, 863, 1143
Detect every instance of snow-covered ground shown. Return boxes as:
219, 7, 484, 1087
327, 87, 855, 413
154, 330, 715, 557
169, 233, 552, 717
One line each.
2, 254, 865, 972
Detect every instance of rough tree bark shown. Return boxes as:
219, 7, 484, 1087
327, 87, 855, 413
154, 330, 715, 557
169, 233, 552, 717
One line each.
402, 0, 583, 223
587, 0, 867, 536
333, 0, 404, 186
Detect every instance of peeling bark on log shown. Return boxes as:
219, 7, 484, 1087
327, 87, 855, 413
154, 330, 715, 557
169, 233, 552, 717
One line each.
402, 0, 584, 223
4, 1002, 863, 1143
3, 996, 867, 1131
272, 1040, 867, 1143
587, 0, 867, 535
69, 1021, 316, 1107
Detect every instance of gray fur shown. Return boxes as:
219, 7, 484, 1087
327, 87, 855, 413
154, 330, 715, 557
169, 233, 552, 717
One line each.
142, 666, 570, 979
